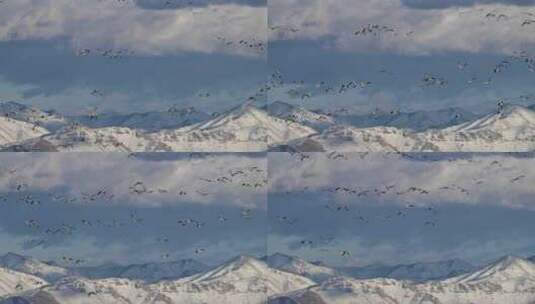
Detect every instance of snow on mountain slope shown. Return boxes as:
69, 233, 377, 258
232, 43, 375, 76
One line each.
267, 101, 336, 131
0, 116, 49, 147
284, 105, 535, 152
264, 253, 339, 283
443, 256, 535, 290
416, 105, 535, 152
154, 104, 317, 152
284, 125, 417, 152
3, 125, 194, 152
3, 254, 535, 304
18, 276, 149, 304
270, 256, 535, 304
144, 255, 315, 304
3, 256, 315, 304
270, 276, 414, 304
2, 125, 146, 152
3, 104, 316, 152
163, 255, 315, 295
0, 101, 69, 132
72, 107, 210, 131
0, 253, 68, 283
446, 106, 535, 137
4, 101, 535, 152
0, 266, 47, 297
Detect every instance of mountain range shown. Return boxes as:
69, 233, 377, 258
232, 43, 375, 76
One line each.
2, 252, 535, 303
269, 255, 535, 304
3, 101, 535, 152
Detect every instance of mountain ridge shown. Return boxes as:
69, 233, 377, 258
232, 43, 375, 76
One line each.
3, 101, 535, 152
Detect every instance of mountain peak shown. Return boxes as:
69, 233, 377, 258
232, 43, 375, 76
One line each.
225, 102, 260, 116
443, 104, 535, 139
181, 255, 278, 283
448, 255, 535, 285
492, 255, 527, 269
497, 104, 535, 119
0, 252, 69, 283
226, 255, 263, 268
265, 253, 339, 283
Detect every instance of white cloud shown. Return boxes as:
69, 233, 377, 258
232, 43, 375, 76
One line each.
0, 153, 266, 208
269, 153, 535, 209
269, 0, 535, 55
0, 0, 266, 57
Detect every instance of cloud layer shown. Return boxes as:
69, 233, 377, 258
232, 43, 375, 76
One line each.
268, 153, 535, 266
269, 0, 535, 55
0, 0, 266, 56
0, 153, 267, 265
0, 153, 266, 208
269, 153, 535, 209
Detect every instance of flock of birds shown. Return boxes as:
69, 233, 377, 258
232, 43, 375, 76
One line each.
2, 2, 535, 269
268, 152, 531, 259
0, 158, 267, 265
68, 0, 267, 58
60, 5, 535, 123
266, 8, 535, 116
7, 2, 535, 121
3, 152, 528, 263
266, 49, 535, 116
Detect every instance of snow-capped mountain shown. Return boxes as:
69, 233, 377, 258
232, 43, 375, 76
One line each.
341, 258, 475, 282
266, 101, 336, 131
282, 125, 415, 152
283, 105, 535, 152
0, 253, 68, 283
264, 253, 339, 283
1, 255, 315, 304
0, 266, 47, 298
4, 100, 535, 152
1, 103, 316, 152
3, 252, 535, 304
444, 106, 535, 136
156, 255, 315, 303
72, 107, 210, 132
166, 103, 317, 151
443, 255, 535, 288
0, 116, 49, 147
269, 256, 535, 304
3, 125, 147, 152
0, 101, 68, 132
